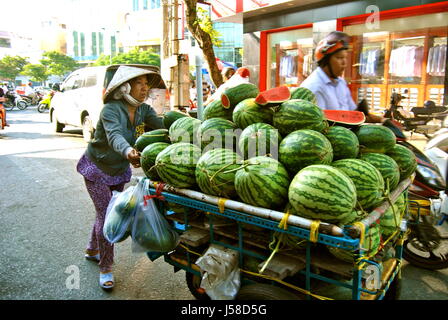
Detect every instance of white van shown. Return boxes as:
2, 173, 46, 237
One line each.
50, 64, 166, 141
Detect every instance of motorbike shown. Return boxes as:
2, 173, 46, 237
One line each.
37, 90, 54, 113
384, 89, 448, 138
383, 119, 448, 270
3, 90, 28, 111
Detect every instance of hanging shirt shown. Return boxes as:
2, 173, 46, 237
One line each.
300, 67, 357, 111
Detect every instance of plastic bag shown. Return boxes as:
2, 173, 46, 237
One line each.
195, 244, 241, 300
103, 179, 145, 243
131, 179, 180, 252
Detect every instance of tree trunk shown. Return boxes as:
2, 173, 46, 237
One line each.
183, 0, 223, 88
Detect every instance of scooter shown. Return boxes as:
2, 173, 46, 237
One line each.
3, 90, 28, 111
385, 90, 448, 138
37, 90, 54, 113
383, 120, 448, 270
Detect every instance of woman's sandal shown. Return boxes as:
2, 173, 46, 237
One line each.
99, 272, 114, 290
85, 250, 100, 262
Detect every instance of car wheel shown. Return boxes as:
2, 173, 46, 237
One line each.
52, 111, 64, 133
82, 115, 94, 142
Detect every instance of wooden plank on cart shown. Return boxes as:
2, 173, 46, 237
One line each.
179, 227, 210, 247
361, 258, 398, 300
257, 254, 306, 280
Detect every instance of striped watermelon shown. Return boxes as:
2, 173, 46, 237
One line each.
195, 148, 242, 198
169, 117, 202, 145
238, 123, 281, 159
221, 83, 259, 109
338, 209, 369, 227
356, 124, 396, 153
155, 143, 202, 188
134, 129, 170, 152
279, 129, 333, 174
359, 153, 400, 191
386, 144, 417, 181
232, 98, 274, 129
288, 165, 357, 223
324, 126, 359, 160
328, 223, 381, 263
140, 142, 170, 180
197, 118, 238, 150
163, 110, 189, 130
203, 99, 233, 121
290, 87, 317, 103
332, 159, 385, 210
273, 99, 327, 137
235, 156, 290, 209
380, 193, 406, 237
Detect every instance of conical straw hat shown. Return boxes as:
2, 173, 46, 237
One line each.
103, 65, 162, 102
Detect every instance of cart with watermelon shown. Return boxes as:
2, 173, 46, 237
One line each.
143, 175, 410, 301
135, 85, 416, 300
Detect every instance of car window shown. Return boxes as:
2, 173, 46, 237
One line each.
84, 74, 97, 87
72, 77, 84, 89
61, 75, 78, 91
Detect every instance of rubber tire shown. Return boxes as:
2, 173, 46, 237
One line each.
186, 272, 210, 300
4, 102, 13, 111
403, 240, 448, 270
236, 283, 302, 300
82, 115, 94, 142
37, 103, 46, 113
17, 101, 27, 110
52, 112, 64, 133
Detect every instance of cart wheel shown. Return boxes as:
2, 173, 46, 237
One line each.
186, 272, 210, 300
383, 273, 402, 300
236, 283, 303, 300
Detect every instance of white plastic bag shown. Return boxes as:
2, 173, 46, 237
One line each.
195, 244, 241, 300
131, 179, 180, 252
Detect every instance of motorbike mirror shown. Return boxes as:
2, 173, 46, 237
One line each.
52, 83, 61, 91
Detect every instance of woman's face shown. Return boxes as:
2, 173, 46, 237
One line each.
129, 75, 150, 102
328, 50, 348, 77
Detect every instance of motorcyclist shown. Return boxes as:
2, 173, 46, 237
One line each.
300, 31, 384, 123
0, 87, 9, 128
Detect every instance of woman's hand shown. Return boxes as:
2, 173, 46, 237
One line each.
127, 148, 141, 168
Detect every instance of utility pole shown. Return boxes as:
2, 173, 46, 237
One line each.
161, 0, 190, 112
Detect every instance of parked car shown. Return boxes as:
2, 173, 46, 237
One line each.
50, 64, 166, 142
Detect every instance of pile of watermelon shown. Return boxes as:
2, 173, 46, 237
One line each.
136, 83, 417, 262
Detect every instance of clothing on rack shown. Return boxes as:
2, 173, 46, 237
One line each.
302, 53, 313, 77
359, 48, 382, 77
427, 44, 446, 76
280, 55, 297, 78
389, 45, 424, 77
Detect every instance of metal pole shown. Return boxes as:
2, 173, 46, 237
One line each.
196, 54, 203, 120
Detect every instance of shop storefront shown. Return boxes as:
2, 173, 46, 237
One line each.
251, 1, 447, 114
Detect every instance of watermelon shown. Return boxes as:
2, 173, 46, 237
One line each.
332, 159, 385, 210
338, 209, 369, 227
221, 83, 259, 109
232, 98, 274, 129
134, 129, 170, 152
155, 143, 202, 188
141, 142, 170, 180
386, 144, 417, 181
197, 118, 238, 150
359, 153, 400, 191
195, 148, 242, 198
356, 124, 396, 153
255, 86, 291, 106
235, 156, 290, 209
324, 126, 359, 160
328, 223, 381, 263
273, 99, 327, 137
163, 110, 190, 130
279, 129, 333, 174
290, 87, 316, 103
238, 123, 281, 159
380, 193, 405, 237
288, 165, 357, 223
203, 99, 233, 121
169, 117, 201, 145
324, 110, 366, 126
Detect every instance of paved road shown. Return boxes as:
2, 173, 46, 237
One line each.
1, 107, 447, 300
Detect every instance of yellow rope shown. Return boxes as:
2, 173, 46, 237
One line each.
309, 220, 320, 243
278, 211, 290, 230
353, 222, 366, 248
217, 198, 227, 214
